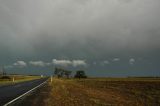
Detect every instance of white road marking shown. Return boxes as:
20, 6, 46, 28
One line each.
3, 79, 48, 106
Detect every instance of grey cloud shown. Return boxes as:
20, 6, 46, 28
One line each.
29, 61, 50, 67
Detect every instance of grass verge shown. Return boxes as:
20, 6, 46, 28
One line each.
0, 75, 41, 85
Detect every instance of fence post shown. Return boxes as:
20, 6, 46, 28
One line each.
12, 77, 15, 82
51, 76, 53, 82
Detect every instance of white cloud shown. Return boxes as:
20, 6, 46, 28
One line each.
113, 58, 120, 62
46, 63, 52, 66
29, 61, 49, 67
52, 59, 72, 67
13, 61, 27, 68
103, 60, 109, 64
52, 59, 87, 67
72, 60, 87, 67
129, 58, 135, 65
100, 60, 110, 66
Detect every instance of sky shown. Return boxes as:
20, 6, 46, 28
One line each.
0, 0, 160, 77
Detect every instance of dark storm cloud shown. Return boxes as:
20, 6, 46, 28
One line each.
0, 0, 160, 76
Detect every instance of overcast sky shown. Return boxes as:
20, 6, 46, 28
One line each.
0, 0, 160, 76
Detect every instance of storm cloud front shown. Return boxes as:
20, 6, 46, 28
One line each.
0, 0, 160, 76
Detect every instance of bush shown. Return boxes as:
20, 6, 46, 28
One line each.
74, 70, 87, 79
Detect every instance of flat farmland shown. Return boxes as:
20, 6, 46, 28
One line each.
18, 77, 160, 106
74, 78, 160, 105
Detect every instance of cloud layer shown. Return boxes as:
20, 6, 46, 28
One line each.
0, 0, 160, 76
6, 59, 87, 69
0, 0, 160, 58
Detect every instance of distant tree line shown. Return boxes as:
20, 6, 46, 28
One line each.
54, 67, 87, 79
0, 67, 7, 76
0, 67, 11, 79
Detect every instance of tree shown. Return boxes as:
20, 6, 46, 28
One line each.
74, 70, 87, 79
54, 67, 72, 78
64, 70, 72, 78
54, 67, 63, 78
54, 67, 59, 75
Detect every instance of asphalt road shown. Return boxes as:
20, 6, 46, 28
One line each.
0, 78, 48, 106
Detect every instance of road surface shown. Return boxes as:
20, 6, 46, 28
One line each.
0, 78, 48, 106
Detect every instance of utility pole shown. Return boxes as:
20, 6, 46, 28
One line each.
2, 67, 6, 76
1, 66, 6, 76
0, 67, 2, 76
